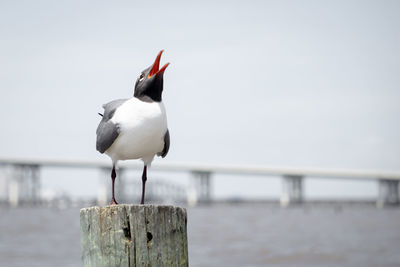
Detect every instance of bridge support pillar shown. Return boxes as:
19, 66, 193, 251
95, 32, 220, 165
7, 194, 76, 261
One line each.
115, 168, 126, 203
377, 179, 399, 207
190, 171, 212, 204
9, 164, 40, 207
280, 175, 303, 207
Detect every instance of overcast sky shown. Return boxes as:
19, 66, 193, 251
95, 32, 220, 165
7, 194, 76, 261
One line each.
1, 0, 399, 198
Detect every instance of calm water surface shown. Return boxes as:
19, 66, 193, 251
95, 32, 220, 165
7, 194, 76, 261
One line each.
1, 204, 399, 267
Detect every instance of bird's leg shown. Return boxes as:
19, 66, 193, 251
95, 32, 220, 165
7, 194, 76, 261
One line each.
110, 165, 118, 205
140, 165, 147, 205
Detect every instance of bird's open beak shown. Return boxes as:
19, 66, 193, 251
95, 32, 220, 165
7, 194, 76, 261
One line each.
148, 50, 170, 78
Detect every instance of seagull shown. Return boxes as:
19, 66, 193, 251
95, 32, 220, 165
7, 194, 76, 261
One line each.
96, 50, 170, 205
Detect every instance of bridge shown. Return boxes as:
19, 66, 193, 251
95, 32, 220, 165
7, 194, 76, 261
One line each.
0, 157, 399, 207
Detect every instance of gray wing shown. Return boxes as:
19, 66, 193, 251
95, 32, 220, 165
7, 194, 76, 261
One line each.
96, 99, 127, 153
158, 129, 170, 158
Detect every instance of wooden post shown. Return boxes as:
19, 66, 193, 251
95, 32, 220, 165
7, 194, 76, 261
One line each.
80, 205, 188, 267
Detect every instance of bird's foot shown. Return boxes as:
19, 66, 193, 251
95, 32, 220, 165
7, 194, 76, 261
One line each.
109, 199, 118, 205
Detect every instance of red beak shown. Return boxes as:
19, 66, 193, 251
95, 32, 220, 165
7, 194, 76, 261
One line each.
148, 50, 170, 78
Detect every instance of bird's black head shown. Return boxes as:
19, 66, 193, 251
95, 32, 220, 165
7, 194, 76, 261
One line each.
134, 50, 170, 102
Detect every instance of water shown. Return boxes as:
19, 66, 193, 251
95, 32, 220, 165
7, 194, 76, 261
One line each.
1, 204, 400, 267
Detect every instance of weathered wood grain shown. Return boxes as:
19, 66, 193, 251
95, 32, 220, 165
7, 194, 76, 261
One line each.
80, 205, 188, 267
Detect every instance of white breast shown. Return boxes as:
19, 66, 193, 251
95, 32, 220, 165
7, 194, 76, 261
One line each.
105, 97, 168, 165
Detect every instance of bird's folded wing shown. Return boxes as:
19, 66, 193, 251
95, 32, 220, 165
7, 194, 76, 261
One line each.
158, 129, 170, 158
96, 99, 127, 154
96, 121, 120, 154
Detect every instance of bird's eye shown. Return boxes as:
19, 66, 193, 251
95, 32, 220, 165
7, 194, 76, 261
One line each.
139, 73, 145, 81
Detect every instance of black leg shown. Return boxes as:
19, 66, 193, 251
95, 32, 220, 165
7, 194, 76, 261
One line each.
110, 165, 118, 205
140, 165, 147, 205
